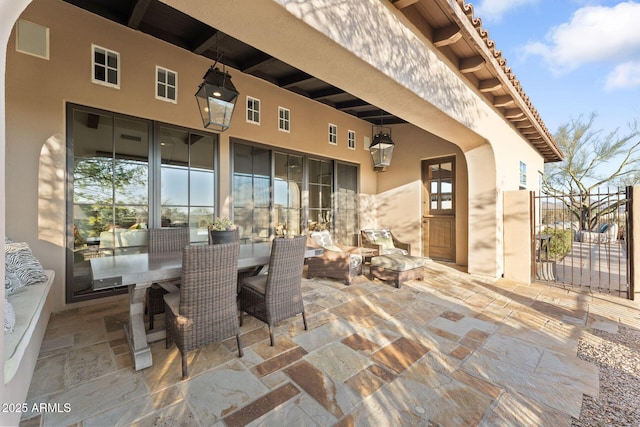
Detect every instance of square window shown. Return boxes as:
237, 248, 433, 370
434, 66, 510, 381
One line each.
347, 130, 356, 150
278, 107, 290, 132
92, 44, 120, 89
247, 96, 260, 124
328, 124, 337, 145
156, 66, 177, 103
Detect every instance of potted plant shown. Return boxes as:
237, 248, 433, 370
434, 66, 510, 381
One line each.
208, 217, 239, 244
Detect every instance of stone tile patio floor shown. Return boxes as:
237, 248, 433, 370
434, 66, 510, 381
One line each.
21, 260, 640, 426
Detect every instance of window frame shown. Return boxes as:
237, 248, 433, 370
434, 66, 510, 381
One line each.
278, 106, 290, 132
91, 44, 120, 88
155, 66, 178, 103
347, 130, 356, 150
328, 123, 338, 145
246, 96, 261, 125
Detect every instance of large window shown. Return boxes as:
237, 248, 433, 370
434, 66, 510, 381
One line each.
232, 140, 358, 242
159, 126, 216, 243
233, 144, 271, 242
274, 152, 302, 236
308, 158, 333, 231
67, 104, 217, 303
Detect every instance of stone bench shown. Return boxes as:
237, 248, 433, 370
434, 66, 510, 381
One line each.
369, 254, 425, 288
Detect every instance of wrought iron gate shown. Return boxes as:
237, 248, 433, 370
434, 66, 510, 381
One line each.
531, 187, 633, 299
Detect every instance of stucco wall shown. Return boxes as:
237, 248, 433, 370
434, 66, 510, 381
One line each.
6, 0, 474, 312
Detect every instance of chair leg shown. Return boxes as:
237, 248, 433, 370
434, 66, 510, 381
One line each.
268, 324, 274, 346
149, 313, 155, 330
302, 311, 308, 331
236, 333, 243, 357
181, 352, 188, 379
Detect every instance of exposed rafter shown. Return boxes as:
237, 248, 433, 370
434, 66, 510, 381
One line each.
458, 55, 485, 73
433, 24, 462, 47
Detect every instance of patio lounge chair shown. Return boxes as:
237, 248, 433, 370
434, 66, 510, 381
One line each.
306, 230, 363, 285
164, 242, 242, 379
360, 229, 411, 256
146, 227, 190, 330
239, 235, 308, 346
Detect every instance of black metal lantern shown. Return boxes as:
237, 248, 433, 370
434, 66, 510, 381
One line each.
370, 126, 395, 171
195, 66, 239, 132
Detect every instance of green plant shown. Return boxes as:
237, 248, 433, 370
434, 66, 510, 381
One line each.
208, 217, 237, 231
542, 227, 573, 260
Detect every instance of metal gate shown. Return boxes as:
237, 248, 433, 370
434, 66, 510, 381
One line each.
531, 187, 633, 299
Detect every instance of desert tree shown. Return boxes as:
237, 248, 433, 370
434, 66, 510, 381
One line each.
541, 113, 640, 231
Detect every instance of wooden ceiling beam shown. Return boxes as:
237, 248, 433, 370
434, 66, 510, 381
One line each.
127, 0, 151, 29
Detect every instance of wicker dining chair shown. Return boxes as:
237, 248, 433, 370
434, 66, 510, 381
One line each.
239, 235, 308, 346
146, 227, 190, 330
164, 241, 242, 379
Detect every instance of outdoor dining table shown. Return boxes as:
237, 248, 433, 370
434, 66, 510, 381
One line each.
90, 242, 323, 370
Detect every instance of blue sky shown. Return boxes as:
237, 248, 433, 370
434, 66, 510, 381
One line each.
470, 0, 640, 139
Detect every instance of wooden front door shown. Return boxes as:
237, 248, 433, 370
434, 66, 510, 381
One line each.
422, 157, 456, 261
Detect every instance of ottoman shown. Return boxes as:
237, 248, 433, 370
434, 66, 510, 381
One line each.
369, 253, 425, 288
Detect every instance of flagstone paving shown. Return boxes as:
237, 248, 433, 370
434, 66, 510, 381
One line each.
21, 260, 640, 426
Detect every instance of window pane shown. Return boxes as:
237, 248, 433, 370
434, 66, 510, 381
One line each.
94, 65, 105, 81
107, 69, 117, 84
157, 69, 166, 83
107, 52, 117, 68
162, 166, 188, 206
190, 169, 214, 206
161, 206, 188, 227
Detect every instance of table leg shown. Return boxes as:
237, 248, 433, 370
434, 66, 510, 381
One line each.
125, 283, 153, 370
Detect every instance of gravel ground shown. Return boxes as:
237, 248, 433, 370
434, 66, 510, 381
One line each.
572, 326, 640, 427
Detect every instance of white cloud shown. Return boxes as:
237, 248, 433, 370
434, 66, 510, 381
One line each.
605, 61, 640, 90
522, 2, 640, 75
473, 0, 539, 23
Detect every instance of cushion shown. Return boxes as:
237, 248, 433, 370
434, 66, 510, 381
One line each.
599, 223, 609, 233
364, 229, 395, 250
310, 230, 333, 248
5, 272, 26, 296
5, 242, 48, 286
4, 300, 15, 334
371, 254, 425, 271
323, 244, 343, 253
242, 275, 267, 295
381, 247, 409, 256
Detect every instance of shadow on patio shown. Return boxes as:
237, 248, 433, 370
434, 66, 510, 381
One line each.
21, 261, 640, 426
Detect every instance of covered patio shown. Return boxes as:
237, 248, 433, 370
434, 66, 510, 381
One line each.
22, 263, 639, 426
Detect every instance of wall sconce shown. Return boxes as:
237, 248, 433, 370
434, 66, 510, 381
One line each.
370, 125, 395, 171
195, 66, 239, 132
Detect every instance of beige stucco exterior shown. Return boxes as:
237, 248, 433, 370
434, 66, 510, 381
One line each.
0, 1, 554, 421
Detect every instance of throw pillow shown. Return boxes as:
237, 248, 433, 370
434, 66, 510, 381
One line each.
4, 300, 15, 334
5, 242, 48, 286
5, 272, 26, 296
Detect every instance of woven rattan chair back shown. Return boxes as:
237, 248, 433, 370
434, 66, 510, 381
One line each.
149, 227, 190, 253
165, 241, 242, 378
239, 235, 307, 346
146, 227, 191, 329
179, 242, 240, 329
264, 235, 307, 321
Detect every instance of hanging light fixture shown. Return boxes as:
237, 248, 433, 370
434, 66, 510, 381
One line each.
195, 65, 239, 132
370, 111, 395, 171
